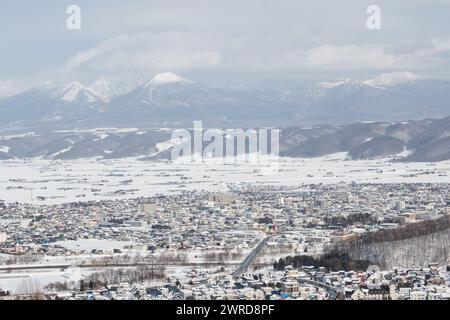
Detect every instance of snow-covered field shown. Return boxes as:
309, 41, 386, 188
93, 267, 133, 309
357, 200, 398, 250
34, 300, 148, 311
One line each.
0, 271, 68, 294
0, 153, 449, 204
52, 239, 134, 252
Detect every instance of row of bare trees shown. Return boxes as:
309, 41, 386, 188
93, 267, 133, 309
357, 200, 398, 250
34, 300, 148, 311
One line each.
203, 249, 243, 263
85, 265, 166, 290
16, 279, 45, 300
0, 253, 44, 265
85, 252, 188, 266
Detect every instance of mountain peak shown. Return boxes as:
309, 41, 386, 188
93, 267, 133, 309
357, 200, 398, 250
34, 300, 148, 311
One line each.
316, 78, 354, 89
363, 72, 420, 88
60, 81, 86, 102
148, 73, 192, 86
57, 81, 106, 103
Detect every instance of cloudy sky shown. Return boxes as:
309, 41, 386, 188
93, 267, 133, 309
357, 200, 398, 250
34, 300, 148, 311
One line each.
1, 0, 450, 91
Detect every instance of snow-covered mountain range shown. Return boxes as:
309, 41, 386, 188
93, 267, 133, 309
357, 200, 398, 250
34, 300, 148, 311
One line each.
1, 116, 450, 162
0, 72, 449, 131
1, 71, 450, 162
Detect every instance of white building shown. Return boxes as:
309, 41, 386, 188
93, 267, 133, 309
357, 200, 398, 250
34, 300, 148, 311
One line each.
0, 232, 7, 243
410, 290, 428, 300
137, 201, 157, 214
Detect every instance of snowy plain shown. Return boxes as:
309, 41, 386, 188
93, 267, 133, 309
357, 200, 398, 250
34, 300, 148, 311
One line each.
1, 153, 450, 293
0, 153, 449, 204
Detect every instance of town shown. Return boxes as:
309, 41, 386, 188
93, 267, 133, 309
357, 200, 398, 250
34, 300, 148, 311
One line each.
1, 182, 449, 300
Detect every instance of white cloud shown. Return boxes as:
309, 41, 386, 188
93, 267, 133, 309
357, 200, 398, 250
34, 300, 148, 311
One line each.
303, 39, 450, 73
65, 32, 222, 74
0, 80, 29, 98
3, 0, 450, 84
62, 25, 450, 83
66, 48, 100, 71
305, 44, 397, 70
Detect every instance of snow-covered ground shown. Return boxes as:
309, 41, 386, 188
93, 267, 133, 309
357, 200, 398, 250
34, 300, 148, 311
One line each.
0, 271, 68, 294
52, 239, 134, 252
0, 153, 449, 204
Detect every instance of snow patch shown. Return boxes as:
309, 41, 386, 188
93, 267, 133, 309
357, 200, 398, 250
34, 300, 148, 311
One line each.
148, 73, 192, 86
0, 146, 10, 153
51, 146, 73, 157
156, 137, 186, 152
58, 81, 106, 103
316, 79, 353, 89
364, 72, 420, 88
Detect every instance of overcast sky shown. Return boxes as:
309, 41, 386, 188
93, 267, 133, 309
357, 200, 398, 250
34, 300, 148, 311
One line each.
1, 0, 450, 89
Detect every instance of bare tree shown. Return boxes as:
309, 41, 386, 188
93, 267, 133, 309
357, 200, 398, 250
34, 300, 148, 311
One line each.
17, 279, 45, 300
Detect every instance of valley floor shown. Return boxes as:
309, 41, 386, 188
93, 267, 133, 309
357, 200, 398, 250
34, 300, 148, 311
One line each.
1, 153, 450, 204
